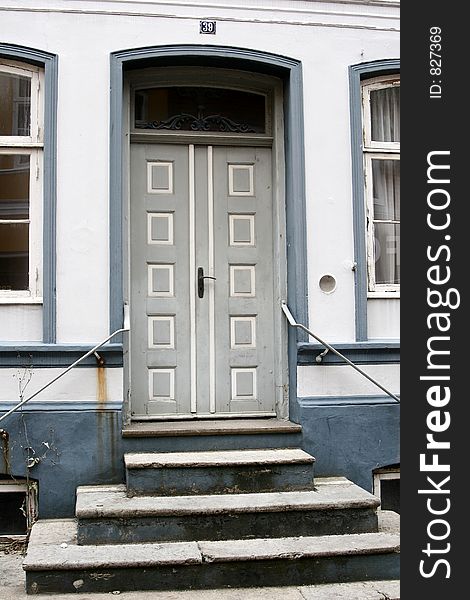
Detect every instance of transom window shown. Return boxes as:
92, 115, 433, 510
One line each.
362, 76, 400, 295
0, 61, 43, 300
134, 86, 266, 134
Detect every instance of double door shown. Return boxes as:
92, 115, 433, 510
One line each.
129, 143, 276, 418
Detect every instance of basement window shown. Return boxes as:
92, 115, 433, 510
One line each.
373, 466, 400, 514
0, 478, 38, 538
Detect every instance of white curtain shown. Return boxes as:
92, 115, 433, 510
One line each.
372, 159, 400, 285
371, 86, 400, 143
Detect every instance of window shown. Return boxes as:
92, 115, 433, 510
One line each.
362, 76, 400, 295
0, 477, 38, 538
373, 466, 400, 514
134, 86, 267, 133
0, 60, 43, 301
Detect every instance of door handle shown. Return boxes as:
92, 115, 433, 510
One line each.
198, 267, 216, 298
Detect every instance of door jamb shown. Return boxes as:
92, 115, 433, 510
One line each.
124, 70, 287, 420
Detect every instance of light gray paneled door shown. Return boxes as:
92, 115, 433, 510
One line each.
130, 143, 276, 418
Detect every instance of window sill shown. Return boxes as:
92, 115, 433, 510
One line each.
367, 292, 400, 299
297, 340, 400, 365
0, 297, 43, 305
0, 342, 123, 367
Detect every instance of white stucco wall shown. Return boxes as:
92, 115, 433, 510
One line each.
297, 363, 399, 398
0, 367, 123, 402
0, 0, 400, 346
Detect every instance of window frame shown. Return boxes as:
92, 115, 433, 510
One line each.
361, 74, 400, 298
0, 59, 44, 303
362, 76, 400, 152
373, 466, 400, 512
0, 478, 38, 539
127, 67, 275, 145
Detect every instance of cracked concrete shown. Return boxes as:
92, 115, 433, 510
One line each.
1, 549, 399, 600
23, 517, 399, 570
76, 478, 379, 518
300, 580, 399, 599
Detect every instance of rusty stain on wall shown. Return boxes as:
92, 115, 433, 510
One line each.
95, 353, 110, 476
96, 354, 107, 404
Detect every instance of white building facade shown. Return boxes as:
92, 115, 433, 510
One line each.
0, 0, 399, 521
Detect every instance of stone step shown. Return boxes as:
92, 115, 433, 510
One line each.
300, 579, 400, 599
122, 419, 303, 452
125, 448, 315, 496
23, 512, 399, 595
76, 477, 380, 545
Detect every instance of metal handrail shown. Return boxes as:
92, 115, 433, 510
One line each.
281, 302, 400, 403
0, 304, 131, 425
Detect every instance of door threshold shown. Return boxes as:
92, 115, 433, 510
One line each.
130, 412, 277, 421
122, 418, 301, 438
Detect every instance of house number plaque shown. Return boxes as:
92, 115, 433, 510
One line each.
200, 21, 216, 34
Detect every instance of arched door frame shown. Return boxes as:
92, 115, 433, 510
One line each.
109, 45, 308, 421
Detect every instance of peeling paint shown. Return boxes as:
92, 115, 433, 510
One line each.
0, 429, 10, 475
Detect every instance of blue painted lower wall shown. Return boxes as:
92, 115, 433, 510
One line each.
0, 399, 399, 518
0, 409, 124, 518
298, 398, 400, 492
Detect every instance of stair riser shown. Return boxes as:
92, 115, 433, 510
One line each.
123, 433, 303, 453
77, 508, 378, 545
126, 463, 315, 496
26, 553, 399, 594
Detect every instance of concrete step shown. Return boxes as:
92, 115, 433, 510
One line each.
122, 419, 303, 453
76, 477, 380, 545
23, 512, 399, 595
125, 448, 315, 496
300, 579, 400, 599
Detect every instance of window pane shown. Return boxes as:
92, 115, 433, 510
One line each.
135, 87, 266, 133
0, 223, 29, 291
370, 85, 400, 142
374, 223, 400, 285
0, 491, 28, 535
0, 72, 31, 136
372, 159, 400, 220
380, 478, 400, 514
0, 154, 30, 219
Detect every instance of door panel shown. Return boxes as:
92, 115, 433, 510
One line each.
212, 146, 276, 414
130, 143, 276, 418
130, 144, 191, 416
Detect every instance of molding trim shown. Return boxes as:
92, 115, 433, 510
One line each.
109, 45, 308, 420
349, 59, 400, 341
0, 44, 58, 343
0, 400, 123, 412
297, 341, 400, 365
0, 343, 123, 368
298, 395, 400, 407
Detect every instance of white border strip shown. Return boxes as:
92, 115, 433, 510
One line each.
208, 146, 216, 413
229, 214, 255, 246
189, 144, 197, 413
147, 212, 174, 245
231, 367, 257, 400
228, 164, 254, 196
148, 315, 175, 349
147, 161, 173, 194
149, 368, 175, 401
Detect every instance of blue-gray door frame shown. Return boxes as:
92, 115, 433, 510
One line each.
109, 45, 308, 421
